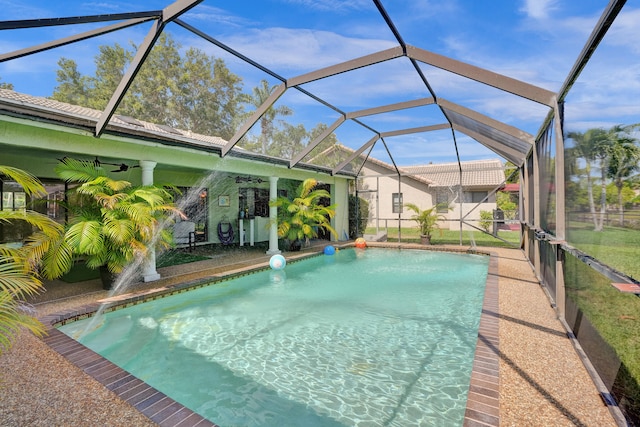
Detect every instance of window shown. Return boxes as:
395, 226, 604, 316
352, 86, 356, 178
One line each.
1, 178, 66, 243
240, 188, 270, 218
392, 193, 403, 213
471, 191, 488, 203
436, 191, 449, 213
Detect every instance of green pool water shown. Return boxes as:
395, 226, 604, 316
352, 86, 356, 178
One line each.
59, 248, 489, 426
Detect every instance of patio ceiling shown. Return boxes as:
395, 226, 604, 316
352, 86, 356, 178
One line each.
0, 0, 619, 175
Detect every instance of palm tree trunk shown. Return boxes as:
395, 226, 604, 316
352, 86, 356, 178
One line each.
585, 163, 599, 230
597, 160, 607, 231
616, 182, 624, 226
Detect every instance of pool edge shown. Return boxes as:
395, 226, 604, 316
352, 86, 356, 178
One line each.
40, 244, 499, 427
463, 252, 500, 427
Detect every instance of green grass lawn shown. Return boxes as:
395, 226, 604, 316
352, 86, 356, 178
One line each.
567, 222, 640, 280
565, 253, 640, 421
366, 227, 521, 248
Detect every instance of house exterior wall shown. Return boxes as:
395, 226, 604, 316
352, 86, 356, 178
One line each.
0, 116, 351, 246
358, 160, 501, 233
443, 187, 498, 231
358, 162, 434, 230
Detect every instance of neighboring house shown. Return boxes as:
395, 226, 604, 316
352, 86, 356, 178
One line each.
358, 157, 506, 231
0, 89, 351, 276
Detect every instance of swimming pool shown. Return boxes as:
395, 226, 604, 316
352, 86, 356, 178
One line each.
58, 247, 490, 426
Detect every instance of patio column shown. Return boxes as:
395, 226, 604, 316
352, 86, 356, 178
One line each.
266, 176, 281, 255
139, 160, 161, 282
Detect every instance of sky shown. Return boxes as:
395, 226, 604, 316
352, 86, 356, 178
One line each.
1, 0, 638, 167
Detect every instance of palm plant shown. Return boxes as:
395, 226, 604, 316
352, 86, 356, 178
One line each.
404, 202, 448, 245
566, 128, 608, 231
0, 166, 63, 354
41, 158, 183, 288
271, 178, 337, 251
606, 124, 640, 225
245, 79, 293, 155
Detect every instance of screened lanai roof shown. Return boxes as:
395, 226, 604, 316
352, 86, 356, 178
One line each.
0, 0, 627, 176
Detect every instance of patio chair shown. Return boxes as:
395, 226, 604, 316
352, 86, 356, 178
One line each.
174, 221, 196, 251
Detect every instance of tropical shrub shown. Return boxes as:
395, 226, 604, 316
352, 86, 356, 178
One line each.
0, 166, 63, 354
404, 202, 449, 244
348, 194, 369, 239
271, 178, 337, 250
41, 158, 183, 287
479, 210, 493, 232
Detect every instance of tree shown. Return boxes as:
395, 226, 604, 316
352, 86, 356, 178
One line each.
302, 123, 357, 170
245, 79, 292, 154
0, 77, 14, 90
51, 58, 90, 106
605, 124, 640, 225
497, 192, 517, 219
504, 161, 519, 183
270, 123, 307, 159
91, 43, 131, 110
51, 33, 245, 140
566, 128, 610, 231
0, 166, 63, 354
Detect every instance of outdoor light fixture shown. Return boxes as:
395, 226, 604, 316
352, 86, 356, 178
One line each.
234, 176, 263, 184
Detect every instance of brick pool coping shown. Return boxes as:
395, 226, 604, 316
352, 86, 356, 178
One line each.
40, 244, 499, 427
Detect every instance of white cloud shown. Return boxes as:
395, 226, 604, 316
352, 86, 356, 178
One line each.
519, 0, 559, 20
183, 4, 257, 28
221, 27, 396, 72
283, 0, 370, 12
369, 131, 500, 165
605, 8, 640, 54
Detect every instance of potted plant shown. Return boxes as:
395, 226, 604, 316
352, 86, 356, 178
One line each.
270, 178, 337, 251
404, 202, 448, 245
42, 158, 183, 289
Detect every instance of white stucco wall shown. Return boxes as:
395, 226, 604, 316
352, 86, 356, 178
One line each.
358, 162, 500, 233
358, 163, 434, 230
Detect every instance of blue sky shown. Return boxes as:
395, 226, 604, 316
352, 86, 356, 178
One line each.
1, 0, 638, 166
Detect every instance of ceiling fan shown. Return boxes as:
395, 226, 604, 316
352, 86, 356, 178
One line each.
58, 156, 140, 173
92, 157, 140, 172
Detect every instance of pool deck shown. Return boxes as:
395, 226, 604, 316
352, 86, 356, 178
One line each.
0, 242, 620, 426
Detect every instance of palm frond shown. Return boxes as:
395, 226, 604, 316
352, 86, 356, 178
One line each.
65, 221, 104, 254
39, 236, 74, 280
0, 290, 46, 355
103, 218, 135, 245
0, 260, 43, 298
55, 158, 105, 183
0, 166, 47, 197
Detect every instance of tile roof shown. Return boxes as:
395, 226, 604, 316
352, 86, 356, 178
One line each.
402, 159, 505, 187
0, 89, 227, 148
0, 89, 506, 187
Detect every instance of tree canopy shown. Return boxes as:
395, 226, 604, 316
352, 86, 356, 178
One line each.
0, 77, 13, 90
566, 123, 640, 230
51, 43, 348, 167
52, 33, 245, 141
